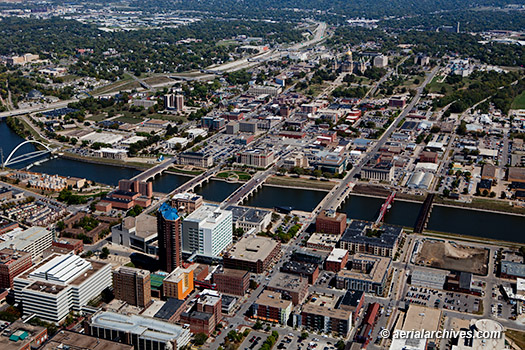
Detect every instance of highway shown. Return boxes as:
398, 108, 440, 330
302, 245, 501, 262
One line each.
207, 21, 327, 74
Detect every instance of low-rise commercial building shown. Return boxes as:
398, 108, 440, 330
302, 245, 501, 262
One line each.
267, 272, 309, 305
86, 311, 191, 350
325, 248, 349, 272
223, 236, 281, 273
335, 254, 392, 295
252, 290, 293, 325
43, 330, 133, 350
316, 210, 347, 235
0, 321, 47, 350
411, 268, 448, 290
226, 205, 272, 233
501, 261, 525, 279
0, 248, 32, 289
213, 268, 250, 296
281, 261, 319, 284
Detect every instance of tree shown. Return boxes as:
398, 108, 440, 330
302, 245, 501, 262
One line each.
254, 321, 263, 330
56, 221, 65, 231
194, 333, 208, 346
300, 331, 309, 340
100, 247, 110, 259
442, 189, 450, 197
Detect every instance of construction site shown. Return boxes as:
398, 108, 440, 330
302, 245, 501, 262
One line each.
416, 240, 489, 275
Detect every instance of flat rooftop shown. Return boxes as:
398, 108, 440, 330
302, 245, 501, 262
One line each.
0, 321, 46, 350
281, 261, 318, 275
402, 305, 441, 332
340, 220, 403, 249
337, 253, 391, 284
307, 232, 339, 247
256, 290, 292, 309
0, 226, 51, 250
90, 311, 189, 342
18, 253, 109, 288
42, 331, 133, 350
326, 248, 348, 263
302, 302, 352, 321
185, 203, 231, 229
268, 272, 307, 292
0, 248, 31, 265
227, 236, 280, 262
226, 205, 271, 224
133, 214, 158, 239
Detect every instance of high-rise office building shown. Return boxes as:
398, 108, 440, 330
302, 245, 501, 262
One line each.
112, 266, 151, 308
14, 253, 112, 323
182, 203, 233, 258
158, 203, 181, 273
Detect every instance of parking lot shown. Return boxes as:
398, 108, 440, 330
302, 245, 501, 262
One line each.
490, 284, 515, 320
239, 331, 268, 350
405, 286, 481, 314
297, 335, 339, 350
316, 271, 335, 288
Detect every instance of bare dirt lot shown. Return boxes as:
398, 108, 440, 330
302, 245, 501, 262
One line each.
416, 240, 489, 275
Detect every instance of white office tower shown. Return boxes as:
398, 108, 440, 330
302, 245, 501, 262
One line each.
182, 203, 233, 258
13, 253, 112, 323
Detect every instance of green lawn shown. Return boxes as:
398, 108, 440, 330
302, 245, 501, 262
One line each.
115, 116, 144, 124
511, 91, 525, 109
217, 171, 251, 181
88, 113, 108, 121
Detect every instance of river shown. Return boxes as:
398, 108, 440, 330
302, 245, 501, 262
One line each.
1, 121, 524, 243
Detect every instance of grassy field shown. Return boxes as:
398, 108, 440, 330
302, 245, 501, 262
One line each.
216, 39, 238, 47
511, 91, 525, 109
115, 116, 144, 124
434, 196, 525, 215
266, 176, 335, 190
506, 329, 525, 350
143, 75, 173, 86
88, 113, 108, 121
168, 167, 204, 176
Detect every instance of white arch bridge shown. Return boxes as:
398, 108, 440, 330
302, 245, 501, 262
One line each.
2, 140, 54, 167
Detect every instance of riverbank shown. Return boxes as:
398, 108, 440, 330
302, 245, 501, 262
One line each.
59, 152, 153, 171
419, 230, 523, 248
352, 183, 525, 216
263, 183, 330, 192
